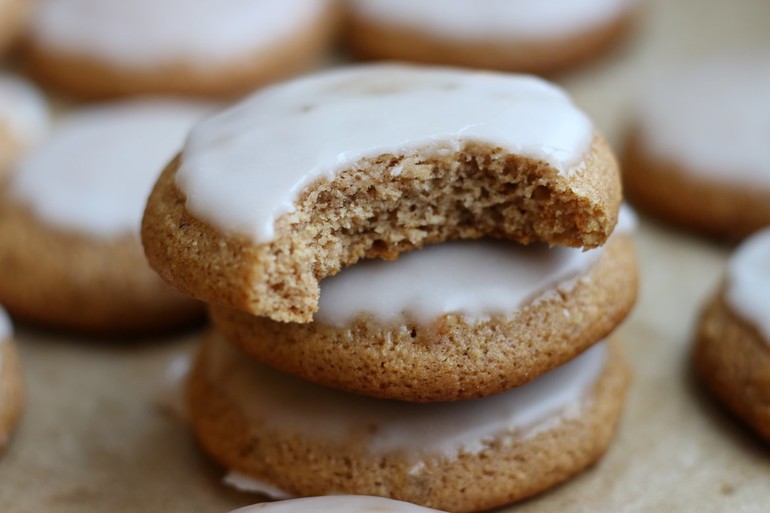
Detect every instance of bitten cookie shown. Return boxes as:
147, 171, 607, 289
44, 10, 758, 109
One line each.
25, 0, 338, 98
231, 497, 447, 513
0, 74, 49, 179
189, 333, 629, 512
694, 228, 770, 440
211, 207, 637, 402
143, 65, 622, 323
0, 0, 28, 55
345, 0, 637, 74
0, 306, 24, 451
624, 55, 770, 240
0, 99, 211, 334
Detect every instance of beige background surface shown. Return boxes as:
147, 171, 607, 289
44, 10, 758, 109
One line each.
1, 0, 769, 511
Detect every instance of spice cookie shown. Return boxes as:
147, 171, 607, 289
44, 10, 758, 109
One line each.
143, 65, 622, 323
0, 99, 211, 334
0, 0, 28, 56
0, 307, 24, 451
189, 333, 629, 512
345, 0, 638, 74
210, 207, 637, 402
232, 497, 447, 513
25, 0, 338, 99
624, 56, 770, 240
694, 228, 770, 440
0, 74, 49, 178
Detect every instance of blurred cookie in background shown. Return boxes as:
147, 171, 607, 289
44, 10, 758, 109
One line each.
0, 0, 28, 56
0, 306, 23, 453
0, 74, 49, 179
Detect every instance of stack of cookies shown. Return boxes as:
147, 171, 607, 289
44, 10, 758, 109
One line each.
142, 64, 638, 512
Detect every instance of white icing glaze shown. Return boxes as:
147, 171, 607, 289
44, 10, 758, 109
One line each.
223, 472, 295, 500
178, 65, 594, 242
31, 0, 330, 69
316, 205, 634, 326
0, 74, 49, 155
210, 334, 608, 457
9, 99, 213, 238
157, 354, 192, 422
350, 0, 636, 40
231, 496, 446, 513
725, 228, 770, 343
0, 306, 11, 341
638, 55, 770, 189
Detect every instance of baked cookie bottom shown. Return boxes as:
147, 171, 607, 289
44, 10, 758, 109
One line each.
0, 337, 24, 452
0, 195, 203, 335
345, 11, 635, 75
694, 294, 770, 441
209, 234, 637, 402
623, 134, 770, 241
143, 135, 620, 323
188, 334, 630, 513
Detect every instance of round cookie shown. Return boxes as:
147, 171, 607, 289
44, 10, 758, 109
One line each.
0, 0, 28, 55
231, 497, 447, 513
0, 99, 211, 334
0, 74, 49, 179
189, 333, 629, 512
624, 55, 770, 240
25, 0, 339, 99
694, 228, 770, 440
143, 65, 622, 323
0, 306, 24, 451
210, 207, 637, 402
345, 0, 638, 74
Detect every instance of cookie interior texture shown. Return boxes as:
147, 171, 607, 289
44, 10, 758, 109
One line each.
143, 135, 620, 323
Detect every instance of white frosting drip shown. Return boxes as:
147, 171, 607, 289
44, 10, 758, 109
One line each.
9, 99, 213, 238
350, 0, 636, 40
231, 496, 446, 513
0, 74, 49, 155
177, 65, 594, 242
31, 0, 329, 69
725, 228, 770, 343
223, 472, 294, 500
212, 335, 608, 457
316, 205, 634, 326
0, 306, 11, 341
638, 55, 770, 189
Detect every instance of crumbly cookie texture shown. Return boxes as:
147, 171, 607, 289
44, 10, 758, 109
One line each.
210, 234, 636, 402
188, 335, 629, 513
695, 294, 770, 441
0, 337, 24, 452
143, 135, 620, 322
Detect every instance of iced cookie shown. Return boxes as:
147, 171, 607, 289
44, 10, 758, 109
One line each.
0, 99, 211, 334
624, 56, 770, 240
25, 0, 338, 98
0, 307, 23, 451
143, 65, 622, 323
345, 0, 637, 74
694, 228, 770, 440
210, 207, 637, 402
232, 497, 447, 513
0, 0, 28, 55
0, 74, 49, 178
189, 333, 629, 512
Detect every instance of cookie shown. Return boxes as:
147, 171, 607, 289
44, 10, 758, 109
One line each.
231, 496, 447, 513
0, 99, 211, 334
694, 228, 770, 440
0, 0, 28, 55
0, 306, 24, 451
143, 65, 622, 323
624, 55, 770, 240
210, 206, 637, 402
189, 333, 629, 512
25, 0, 339, 99
0, 74, 49, 179
345, 0, 637, 74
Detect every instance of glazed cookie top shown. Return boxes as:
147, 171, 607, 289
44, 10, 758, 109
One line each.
0, 306, 10, 341
349, 0, 636, 40
9, 99, 212, 238
0, 74, 49, 156
316, 205, 635, 326
178, 65, 594, 242
211, 334, 608, 457
31, 0, 331, 69
232, 496, 446, 513
725, 228, 770, 342
637, 56, 770, 189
